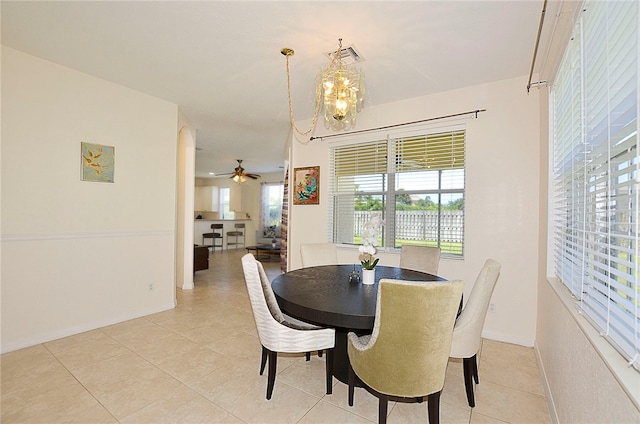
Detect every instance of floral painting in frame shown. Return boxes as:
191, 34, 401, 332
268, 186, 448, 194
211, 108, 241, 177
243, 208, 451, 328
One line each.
293, 166, 319, 205
81, 142, 115, 183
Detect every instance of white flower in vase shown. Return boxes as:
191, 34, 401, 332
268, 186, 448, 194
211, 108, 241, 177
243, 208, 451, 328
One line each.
359, 213, 384, 270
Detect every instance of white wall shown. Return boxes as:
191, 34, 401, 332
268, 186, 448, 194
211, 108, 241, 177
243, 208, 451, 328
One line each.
1, 47, 179, 353
290, 74, 541, 346
537, 279, 640, 423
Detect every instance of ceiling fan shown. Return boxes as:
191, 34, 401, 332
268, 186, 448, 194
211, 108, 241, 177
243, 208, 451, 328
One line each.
224, 159, 261, 183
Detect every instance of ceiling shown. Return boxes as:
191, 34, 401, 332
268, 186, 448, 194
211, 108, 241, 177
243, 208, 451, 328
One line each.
2, 1, 552, 179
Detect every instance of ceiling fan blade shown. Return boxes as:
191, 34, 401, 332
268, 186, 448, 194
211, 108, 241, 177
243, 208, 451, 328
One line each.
219, 160, 261, 181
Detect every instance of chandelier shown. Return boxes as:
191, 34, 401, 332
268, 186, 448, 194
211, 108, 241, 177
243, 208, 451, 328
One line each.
281, 38, 365, 136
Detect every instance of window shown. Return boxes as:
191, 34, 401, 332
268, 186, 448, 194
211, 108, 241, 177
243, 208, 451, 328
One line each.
219, 187, 233, 219
261, 182, 284, 228
551, 0, 639, 368
330, 126, 465, 257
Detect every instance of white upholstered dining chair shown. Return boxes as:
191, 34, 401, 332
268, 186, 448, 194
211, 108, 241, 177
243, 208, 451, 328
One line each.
240, 253, 335, 400
300, 243, 338, 267
449, 259, 501, 407
399, 245, 441, 275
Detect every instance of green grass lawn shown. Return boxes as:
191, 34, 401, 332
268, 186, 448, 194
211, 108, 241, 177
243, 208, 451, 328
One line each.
351, 237, 463, 256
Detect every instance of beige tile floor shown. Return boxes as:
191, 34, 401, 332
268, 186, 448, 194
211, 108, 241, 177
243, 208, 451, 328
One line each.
1, 249, 551, 423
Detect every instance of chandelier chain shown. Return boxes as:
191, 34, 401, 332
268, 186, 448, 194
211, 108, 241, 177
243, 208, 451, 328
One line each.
284, 54, 321, 137
284, 39, 342, 138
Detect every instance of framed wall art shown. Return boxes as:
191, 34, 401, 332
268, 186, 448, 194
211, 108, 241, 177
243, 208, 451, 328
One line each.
293, 166, 319, 205
81, 142, 115, 183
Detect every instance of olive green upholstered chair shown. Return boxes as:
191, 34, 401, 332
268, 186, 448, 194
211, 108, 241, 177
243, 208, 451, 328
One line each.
300, 243, 338, 267
241, 253, 335, 400
347, 279, 464, 424
450, 259, 501, 407
399, 245, 441, 275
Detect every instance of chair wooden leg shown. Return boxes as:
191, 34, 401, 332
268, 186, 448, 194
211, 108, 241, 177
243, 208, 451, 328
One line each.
260, 346, 267, 375
306, 352, 311, 361
325, 348, 334, 394
427, 391, 441, 424
318, 349, 323, 357
266, 350, 277, 400
378, 394, 388, 424
348, 363, 355, 406
463, 356, 476, 407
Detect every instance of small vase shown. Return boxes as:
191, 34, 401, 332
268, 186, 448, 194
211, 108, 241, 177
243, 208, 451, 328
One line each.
362, 268, 375, 285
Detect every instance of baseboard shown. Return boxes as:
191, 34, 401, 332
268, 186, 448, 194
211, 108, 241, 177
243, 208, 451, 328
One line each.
1, 302, 176, 354
481, 330, 535, 347
534, 342, 560, 424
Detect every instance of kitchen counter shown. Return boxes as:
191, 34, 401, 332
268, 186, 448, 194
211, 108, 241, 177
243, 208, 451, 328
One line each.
195, 218, 250, 221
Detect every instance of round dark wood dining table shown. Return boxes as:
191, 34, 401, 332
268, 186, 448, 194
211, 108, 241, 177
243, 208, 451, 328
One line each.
271, 264, 446, 384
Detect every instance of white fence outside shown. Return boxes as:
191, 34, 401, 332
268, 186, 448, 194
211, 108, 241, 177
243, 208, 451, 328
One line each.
354, 210, 464, 243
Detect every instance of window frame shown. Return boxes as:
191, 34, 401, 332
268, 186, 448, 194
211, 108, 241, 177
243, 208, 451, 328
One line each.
219, 187, 233, 220
261, 182, 284, 229
328, 124, 466, 258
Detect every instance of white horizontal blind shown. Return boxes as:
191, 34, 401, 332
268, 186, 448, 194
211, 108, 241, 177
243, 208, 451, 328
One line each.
553, 16, 585, 298
330, 139, 388, 244
394, 130, 465, 173
552, 0, 639, 368
333, 139, 388, 185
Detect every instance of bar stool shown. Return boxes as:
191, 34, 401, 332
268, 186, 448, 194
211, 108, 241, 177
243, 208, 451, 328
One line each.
226, 223, 245, 249
202, 223, 223, 252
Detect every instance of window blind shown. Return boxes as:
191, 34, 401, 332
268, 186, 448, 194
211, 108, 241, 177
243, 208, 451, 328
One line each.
333, 139, 388, 180
330, 139, 388, 244
552, 0, 639, 368
394, 130, 465, 173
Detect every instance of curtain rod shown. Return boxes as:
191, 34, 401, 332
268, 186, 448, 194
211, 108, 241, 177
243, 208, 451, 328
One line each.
527, 0, 549, 93
309, 109, 487, 142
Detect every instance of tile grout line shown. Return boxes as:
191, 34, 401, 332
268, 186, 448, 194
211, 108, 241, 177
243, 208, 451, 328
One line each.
41, 341, 121, 423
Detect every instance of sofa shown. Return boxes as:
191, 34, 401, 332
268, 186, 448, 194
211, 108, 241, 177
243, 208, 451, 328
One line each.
256, 225, 282, 245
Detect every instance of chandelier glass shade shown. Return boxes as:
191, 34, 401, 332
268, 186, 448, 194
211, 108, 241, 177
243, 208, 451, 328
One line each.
320, 53, 364, 130
282, 38, 364, 136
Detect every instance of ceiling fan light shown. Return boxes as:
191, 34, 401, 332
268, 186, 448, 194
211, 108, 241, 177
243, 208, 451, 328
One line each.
229, 159, 259, 184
